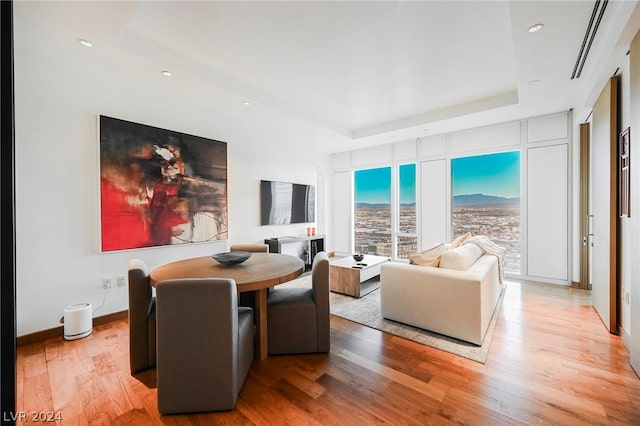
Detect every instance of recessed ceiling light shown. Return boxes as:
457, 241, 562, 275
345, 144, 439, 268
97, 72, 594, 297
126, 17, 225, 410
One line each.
78, 39, 93, 48
243, 101, 252, 106
528, 23, 544, 33
161, 70, 173, 77
528, 79, 540, 86
295, 121, 301, 125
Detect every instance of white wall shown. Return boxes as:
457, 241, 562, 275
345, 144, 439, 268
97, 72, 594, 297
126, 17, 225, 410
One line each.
620, 54, 633, 336
526, 114, 571, 284
629, 25, 640, 376
527, 143, 568, 281
421, 159, 448, 248
13, 5, 335, 336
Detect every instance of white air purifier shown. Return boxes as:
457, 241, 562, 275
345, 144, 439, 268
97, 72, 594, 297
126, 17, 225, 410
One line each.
63, 303, 93, 340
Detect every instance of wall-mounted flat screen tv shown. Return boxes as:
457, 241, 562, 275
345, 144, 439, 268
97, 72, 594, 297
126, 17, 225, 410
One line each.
260, 180, 315, 225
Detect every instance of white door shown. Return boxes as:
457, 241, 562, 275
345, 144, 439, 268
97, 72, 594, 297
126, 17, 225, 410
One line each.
590, 77, 617, 332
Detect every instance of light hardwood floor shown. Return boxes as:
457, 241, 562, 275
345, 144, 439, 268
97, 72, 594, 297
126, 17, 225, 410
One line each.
16, 281, 640, 425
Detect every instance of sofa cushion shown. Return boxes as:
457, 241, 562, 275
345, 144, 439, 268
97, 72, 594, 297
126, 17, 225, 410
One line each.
451, 232, 471, 248
409, 243, 445, 267
439, 243, 483, 271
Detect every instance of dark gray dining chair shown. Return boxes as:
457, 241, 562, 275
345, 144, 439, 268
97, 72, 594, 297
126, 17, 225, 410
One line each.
230, 243, 269, 253
267, 251, 330, 355
128, 259, 156, 374
232, 243, 270, 308
155, 278, 254, 414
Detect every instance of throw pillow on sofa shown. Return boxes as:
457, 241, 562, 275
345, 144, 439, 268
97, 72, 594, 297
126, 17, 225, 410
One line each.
451, 232, 471, 247
409, 243, 445, 267
439, 243, 483, 271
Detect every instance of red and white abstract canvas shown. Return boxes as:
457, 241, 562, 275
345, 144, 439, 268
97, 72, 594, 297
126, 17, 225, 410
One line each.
99, 115, 228, 252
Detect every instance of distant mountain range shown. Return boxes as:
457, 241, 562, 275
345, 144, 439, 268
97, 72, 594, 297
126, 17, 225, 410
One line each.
355, 194, 519, 209
453, 193, 519, 206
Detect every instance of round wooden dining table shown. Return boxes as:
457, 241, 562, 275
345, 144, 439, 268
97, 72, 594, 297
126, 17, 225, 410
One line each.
150, 252, 305, 360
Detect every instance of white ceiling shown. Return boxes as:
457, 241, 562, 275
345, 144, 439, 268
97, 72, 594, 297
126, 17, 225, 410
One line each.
16, 1, 640, 154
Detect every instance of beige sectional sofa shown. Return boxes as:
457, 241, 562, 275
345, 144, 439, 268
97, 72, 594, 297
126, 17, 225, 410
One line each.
380, 243, 502, 345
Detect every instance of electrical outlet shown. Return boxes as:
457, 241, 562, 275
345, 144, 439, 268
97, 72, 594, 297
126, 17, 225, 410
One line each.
117, 275, 126, 287
102, 277, 112, 289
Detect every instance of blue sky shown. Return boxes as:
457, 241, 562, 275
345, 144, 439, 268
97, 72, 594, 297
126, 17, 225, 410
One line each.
354, 151, 518, 204
355, 167, 391, 204
399, 164, 416, 204
354, 165, 416, 204
451, 151, 520, 198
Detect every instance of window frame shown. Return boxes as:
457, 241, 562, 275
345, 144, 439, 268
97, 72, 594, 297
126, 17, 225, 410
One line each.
394, 162, 418, 261
449, 149, 522, 275
352, 165, 393, 257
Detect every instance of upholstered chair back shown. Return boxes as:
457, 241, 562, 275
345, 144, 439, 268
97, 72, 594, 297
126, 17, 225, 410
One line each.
311, 252, 330, 352
128, 258, 156, 374
267, 251, 331, 355
155, 278, 253, 414
230, 243, 269, 252
232, 243, 270, 309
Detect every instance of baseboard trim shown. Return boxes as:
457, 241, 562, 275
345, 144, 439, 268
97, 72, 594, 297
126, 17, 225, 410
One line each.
17, 310, 128, 347
620, 325, 631, 350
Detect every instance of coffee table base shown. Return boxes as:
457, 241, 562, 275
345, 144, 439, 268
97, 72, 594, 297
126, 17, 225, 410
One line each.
329, 255, 390, 297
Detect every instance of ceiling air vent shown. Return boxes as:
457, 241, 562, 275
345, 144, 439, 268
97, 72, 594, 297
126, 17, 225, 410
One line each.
571, 0, 608, 80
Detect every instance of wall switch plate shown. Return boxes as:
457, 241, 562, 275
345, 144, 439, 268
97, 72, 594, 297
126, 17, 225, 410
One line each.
117, 275, 126, 287
102, 277, 112, 289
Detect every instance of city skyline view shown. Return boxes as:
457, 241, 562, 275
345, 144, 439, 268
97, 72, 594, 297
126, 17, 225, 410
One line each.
354, 165, 416, 260
451, 151, 520, 272
353, 152, 520, 269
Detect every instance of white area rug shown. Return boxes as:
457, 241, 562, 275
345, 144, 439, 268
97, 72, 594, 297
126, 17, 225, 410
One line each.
283, 276, 505, 363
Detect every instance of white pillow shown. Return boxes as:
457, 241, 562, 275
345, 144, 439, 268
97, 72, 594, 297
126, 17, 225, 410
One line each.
439, 244, 483, 271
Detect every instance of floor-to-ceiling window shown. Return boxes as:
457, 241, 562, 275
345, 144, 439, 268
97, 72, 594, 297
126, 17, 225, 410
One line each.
397, 163, 417, 260
451, 151, 521, 274
354, 166, 392, 256
352, 152, 520, 267
353, 164, 417, 260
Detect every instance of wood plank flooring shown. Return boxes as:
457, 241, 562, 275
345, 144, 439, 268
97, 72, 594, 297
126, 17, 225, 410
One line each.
16, 281, 640, 425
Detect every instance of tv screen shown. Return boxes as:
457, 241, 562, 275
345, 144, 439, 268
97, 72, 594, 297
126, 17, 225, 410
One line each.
260, 180, 315, 225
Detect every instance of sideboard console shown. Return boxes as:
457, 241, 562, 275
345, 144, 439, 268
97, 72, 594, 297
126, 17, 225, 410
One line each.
265, 235, 325, 270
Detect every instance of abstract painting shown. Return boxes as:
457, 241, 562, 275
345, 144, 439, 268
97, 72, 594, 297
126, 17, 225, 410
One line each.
99, 115, 228, 252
